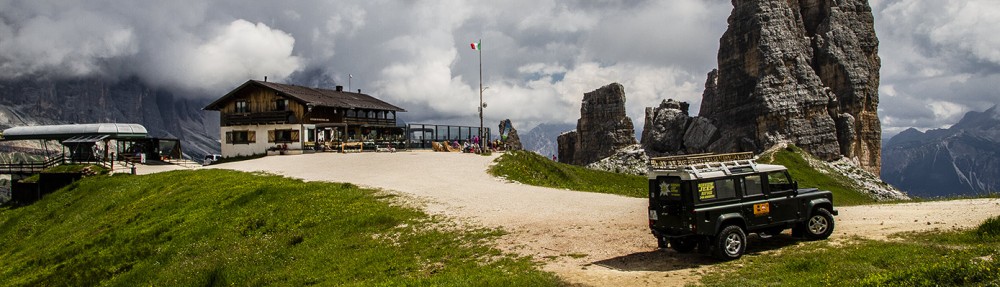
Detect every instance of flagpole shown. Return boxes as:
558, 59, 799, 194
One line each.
478, 39, 484, 152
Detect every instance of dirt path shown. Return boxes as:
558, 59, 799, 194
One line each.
204, 152, 1000, 286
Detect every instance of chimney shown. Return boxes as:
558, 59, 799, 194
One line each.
358, 89, 362, 93
264, 76, 268, 82
336, 85, 343, 92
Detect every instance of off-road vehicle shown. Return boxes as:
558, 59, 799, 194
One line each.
647, 152, 837, 260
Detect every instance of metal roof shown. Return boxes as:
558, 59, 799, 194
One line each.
204, 80, 407, 112
0, 123, 148, 141
63, 135, 110, 143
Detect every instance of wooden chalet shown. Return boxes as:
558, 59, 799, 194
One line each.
204, 80, 406, 157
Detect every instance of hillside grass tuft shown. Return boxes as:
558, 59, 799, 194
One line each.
489, 151, 647, 198
0, 169, 560, 286
700, 216, 1000, 286
758, 145, 875, 206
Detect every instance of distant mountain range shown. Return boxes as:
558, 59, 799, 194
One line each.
882, 105, 1000, 197
519, 123, 574, 158
0, 77, 220, 160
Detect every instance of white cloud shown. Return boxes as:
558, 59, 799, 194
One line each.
875, 0, 1000, 137
165, 20, 302, 93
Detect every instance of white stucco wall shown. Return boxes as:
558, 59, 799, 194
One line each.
220, 124, 308, 158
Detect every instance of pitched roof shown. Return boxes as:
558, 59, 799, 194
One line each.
204, 80, 406, 112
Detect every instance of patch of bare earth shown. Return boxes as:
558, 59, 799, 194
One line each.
201, 152, 1000, 286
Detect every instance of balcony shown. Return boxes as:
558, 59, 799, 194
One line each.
345, 118, 396, 127
224, 111, 294, 126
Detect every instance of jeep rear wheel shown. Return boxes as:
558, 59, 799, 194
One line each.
670, 238, 697, 253
713, 225, 746, 260
803, 208, 834, 240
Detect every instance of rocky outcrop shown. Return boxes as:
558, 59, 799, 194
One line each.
499, 119, 524, 151
882, 105, 1000, 197
558, 83, 637, 166
640, 99, 691, 157
586, 144, 648, 175
645, 0, 882, 174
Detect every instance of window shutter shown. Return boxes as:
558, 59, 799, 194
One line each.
290, 130, 300, 142
248, 131, 256, 143
225, 131, 233, 144
268, 130, 275, 143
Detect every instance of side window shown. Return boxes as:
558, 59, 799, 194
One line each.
743, 175, 764, 196
768, 171, 794, 193
698, 178, 737, 202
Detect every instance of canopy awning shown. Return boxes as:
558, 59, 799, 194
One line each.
0, 123, 147, 141
62, 135, 110, 143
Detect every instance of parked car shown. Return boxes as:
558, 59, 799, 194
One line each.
203, 154, 222, 166
647, 152, 837, 260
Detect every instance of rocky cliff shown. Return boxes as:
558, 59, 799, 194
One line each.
0, 77, 220, 159
882, 105, 1000, 197
558, 83, 637, 166
645, 0, 882, 174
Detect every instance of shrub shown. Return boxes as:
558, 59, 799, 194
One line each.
976, 216, 1000, 238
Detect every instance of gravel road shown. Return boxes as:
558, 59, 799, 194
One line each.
201, 151, 1000, 286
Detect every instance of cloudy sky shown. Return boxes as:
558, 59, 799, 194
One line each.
0, 0, 996, 138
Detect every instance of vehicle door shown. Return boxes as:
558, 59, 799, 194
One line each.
740, 174, 772, 228
694, 178, 741, 229
649, 176, 686, 229
765, 171, 800, 223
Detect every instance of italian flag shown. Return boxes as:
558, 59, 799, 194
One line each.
470, 41, 481, 50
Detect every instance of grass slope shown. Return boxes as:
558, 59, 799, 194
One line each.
759, 145, 875, 206
700, 216, 1000, 286
489, 151, 647, 198
0, 170, 559, 286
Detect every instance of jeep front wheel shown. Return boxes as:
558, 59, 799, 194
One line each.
803, 208, 834, 240
670, 238, 697, 253
713, 225, 746, 260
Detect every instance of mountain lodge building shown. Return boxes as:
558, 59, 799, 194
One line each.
204, 80, 406, 157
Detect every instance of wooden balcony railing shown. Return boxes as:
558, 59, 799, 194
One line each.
224, 111, 293, 126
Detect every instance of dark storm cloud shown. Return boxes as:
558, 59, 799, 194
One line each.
1, 0, 992, 136
873, 0, 1000, 137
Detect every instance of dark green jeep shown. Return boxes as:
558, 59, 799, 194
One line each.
647, 152, 837, 260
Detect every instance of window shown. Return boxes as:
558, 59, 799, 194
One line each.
743, 175, 764, 196
387, 112, 395, 120
768, 171, 794, 193
225, 130, 255, 144
235, 101, 249, 113
275, 99, 288, 111
697, 178, 737, 201
347, 110, 357, 117
268, 129, 300, 143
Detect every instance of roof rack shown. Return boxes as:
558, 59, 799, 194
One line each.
648, 152, 758, 178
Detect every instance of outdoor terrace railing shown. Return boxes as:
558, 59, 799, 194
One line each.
0, 155, 66, 175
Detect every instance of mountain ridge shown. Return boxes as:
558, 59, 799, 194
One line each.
882, 104, 1000, 197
